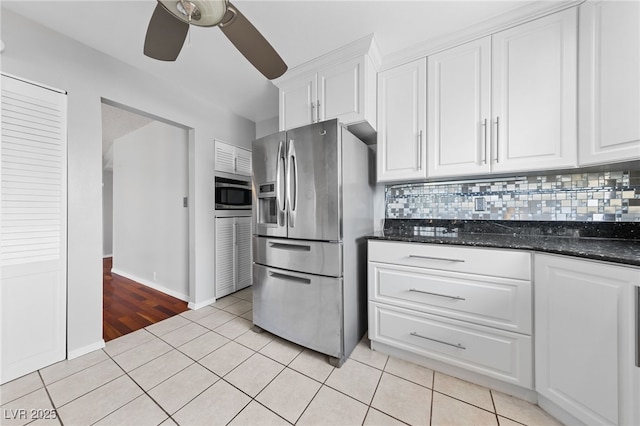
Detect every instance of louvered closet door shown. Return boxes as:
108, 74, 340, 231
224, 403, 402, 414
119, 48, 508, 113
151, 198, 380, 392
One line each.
235, 216, 252, 290
1, 74, 67, 384
215, 217, 235, 298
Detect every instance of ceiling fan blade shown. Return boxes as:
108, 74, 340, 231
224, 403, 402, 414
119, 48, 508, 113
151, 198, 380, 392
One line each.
219, 2, 287, 80
144, 3, 190, 61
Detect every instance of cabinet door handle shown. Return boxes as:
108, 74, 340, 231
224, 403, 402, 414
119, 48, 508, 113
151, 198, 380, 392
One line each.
636, 287, 640, 367
409, 288, 466, 301
408, 254, 465, 263
311, 102, 315, 123
410, 332, 466, 350
494, 116, 500, 163
417, 130, 423, 170
316, 100, 321, 122
482, 118, 488, 164
233, 222, 237, 246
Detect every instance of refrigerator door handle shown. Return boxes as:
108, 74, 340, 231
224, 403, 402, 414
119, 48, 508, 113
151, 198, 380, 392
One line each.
286, 139, 297, 228
276, 140, 286, 226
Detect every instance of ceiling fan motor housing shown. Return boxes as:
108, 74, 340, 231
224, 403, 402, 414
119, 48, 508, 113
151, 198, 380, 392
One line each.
159, 0, 228, 27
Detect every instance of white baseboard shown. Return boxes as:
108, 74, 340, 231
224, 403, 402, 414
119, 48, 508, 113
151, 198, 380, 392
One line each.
188, 297, 216, 310
110, 268, 189, 302
103, 254, 113, 259
67, 340, 106, 360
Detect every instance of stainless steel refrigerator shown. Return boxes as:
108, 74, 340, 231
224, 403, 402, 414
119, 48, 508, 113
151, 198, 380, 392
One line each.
252, 119, 374, 367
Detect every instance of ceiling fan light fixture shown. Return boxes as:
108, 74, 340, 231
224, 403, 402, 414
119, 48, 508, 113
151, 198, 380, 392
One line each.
159, 0, 228, 27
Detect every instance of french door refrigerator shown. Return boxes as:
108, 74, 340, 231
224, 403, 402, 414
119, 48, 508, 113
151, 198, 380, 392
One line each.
252, 119, 373, 367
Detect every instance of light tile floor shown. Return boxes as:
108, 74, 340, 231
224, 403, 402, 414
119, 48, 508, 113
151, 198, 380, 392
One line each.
1, 287, 563, 426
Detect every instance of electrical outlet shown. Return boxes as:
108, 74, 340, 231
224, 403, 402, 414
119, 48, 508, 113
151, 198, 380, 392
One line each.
473, 197, 486, 212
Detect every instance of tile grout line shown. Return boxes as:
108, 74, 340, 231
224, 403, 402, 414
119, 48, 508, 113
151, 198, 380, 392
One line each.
491, 389, 501, 425
361, 354, 386, 426
430, 367, 436, 426
37, 370, 63, 426
490, 390, 530, 426
98, 343, 184, 425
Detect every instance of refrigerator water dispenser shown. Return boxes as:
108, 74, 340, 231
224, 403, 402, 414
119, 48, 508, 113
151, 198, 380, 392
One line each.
257, 182, 278, 225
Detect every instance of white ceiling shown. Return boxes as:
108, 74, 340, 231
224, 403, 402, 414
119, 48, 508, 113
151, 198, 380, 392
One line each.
3, 0, 544, 123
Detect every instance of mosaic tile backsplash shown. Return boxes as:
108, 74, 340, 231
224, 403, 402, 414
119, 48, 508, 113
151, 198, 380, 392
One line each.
386, 170, 640, 222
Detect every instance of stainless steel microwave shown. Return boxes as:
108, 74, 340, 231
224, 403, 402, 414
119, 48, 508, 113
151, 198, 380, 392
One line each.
215, 176, 252, 210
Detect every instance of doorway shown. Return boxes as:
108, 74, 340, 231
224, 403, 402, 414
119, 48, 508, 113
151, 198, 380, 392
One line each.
101, 101, 190, 341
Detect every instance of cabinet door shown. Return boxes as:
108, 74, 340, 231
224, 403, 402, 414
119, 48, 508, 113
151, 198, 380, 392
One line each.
235, 147, 252, 176
279, 74, 316, 131
317, 57, 363, 125
428, 37, 491, 177
215, 217, 235, 298
214, 140, 236, 174
535, 254, 639, 426
377, 58, 427, 182
492, 8, 577, 173
235, 217, 252, 290
578, 1, 640, 166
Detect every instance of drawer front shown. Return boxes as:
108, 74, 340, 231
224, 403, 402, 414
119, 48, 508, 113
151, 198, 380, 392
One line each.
253, 264, 343, 357
369, 303, 533, 388
369, 262, 531, 334
368, 240, 531, 280
254, 236, 342, 277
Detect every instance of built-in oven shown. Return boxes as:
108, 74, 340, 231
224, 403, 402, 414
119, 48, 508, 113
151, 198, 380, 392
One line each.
215, 176, 252, 210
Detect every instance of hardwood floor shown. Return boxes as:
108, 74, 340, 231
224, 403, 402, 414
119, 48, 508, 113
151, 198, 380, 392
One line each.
103, 257, 189, 342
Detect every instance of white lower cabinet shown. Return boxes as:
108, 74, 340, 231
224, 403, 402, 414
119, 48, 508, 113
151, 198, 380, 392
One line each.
535, 254, 640, 426
368, 241, 533, 389
370, 303, 532, 387
215, 216, 252, 298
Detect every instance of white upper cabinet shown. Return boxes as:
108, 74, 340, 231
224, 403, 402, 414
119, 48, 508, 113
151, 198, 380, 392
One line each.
491, 7, 577, 173
377, 58, 427, 182
234, 146, 252, 176
317, 56, 376, 129
278, 75, 316, 131
276, 35, 380, 133
578, 0, 640, 166
279, 56, 376, 131
428, 37, 492, 177
214, 140, 252, 176
391, 7, 578, 181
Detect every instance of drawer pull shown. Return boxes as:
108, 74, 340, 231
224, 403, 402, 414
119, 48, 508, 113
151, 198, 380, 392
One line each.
410, 332, 466, 350
409, 288, 466, 301
268, 272, 311, 285
408, 255, 465, 263
268, 242, 311, 251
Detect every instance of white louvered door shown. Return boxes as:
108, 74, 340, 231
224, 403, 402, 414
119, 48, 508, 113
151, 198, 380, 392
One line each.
1, 74, 67, 384
235, 216, 252, 290
214, 217, 235, 298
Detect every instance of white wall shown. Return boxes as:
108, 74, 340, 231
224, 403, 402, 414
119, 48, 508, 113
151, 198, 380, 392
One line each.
1, 9, 256, 357
102, 170, 113, 257
112, 121, 189, 300
256, 116, 279, 139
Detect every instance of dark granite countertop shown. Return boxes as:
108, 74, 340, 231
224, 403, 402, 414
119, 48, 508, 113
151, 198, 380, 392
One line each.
366, 220, 640, 267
